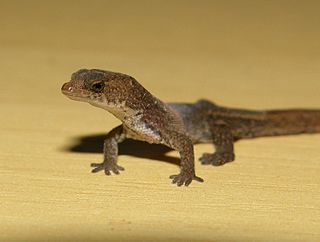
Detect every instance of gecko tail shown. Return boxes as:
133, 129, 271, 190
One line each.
262, 109, 320, 136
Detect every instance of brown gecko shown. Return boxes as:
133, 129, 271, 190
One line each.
61, 69, 320, 186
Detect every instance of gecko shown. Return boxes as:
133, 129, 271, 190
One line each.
61, 69, 320, 186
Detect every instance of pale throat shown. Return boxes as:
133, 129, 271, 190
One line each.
90, 98, 139, 122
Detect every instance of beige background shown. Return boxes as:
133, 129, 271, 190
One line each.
1, 1, 320, 241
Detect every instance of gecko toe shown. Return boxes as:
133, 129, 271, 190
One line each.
184, 178, 192, 186
112, 167, 120, 175
193, 176, 204, 183
91, 163, 105, 173
116, 165, 125, 171
177, 180, 184, 186
169, 175, 179, 184
104, 169, 112, 175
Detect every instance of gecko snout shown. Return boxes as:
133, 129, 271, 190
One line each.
61, 82, 74, 94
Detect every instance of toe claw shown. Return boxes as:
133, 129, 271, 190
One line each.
117, 165, 125, 171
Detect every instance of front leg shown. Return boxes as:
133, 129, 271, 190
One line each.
166, 132, 204, 186
91, 125, 126, 175
199, 124, 235, 166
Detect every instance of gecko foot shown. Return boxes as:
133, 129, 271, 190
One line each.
169, 172, 204, 186
199, 152, 235, 166
91, 162, 124, 175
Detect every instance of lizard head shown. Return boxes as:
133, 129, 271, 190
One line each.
61, 69, 149, 119
62, 69, 136, 108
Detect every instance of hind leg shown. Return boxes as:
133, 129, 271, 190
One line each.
199, 124, 235, 166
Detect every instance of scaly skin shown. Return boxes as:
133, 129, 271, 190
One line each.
61, 69, 320, 186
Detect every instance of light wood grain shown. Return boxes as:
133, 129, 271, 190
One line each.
1, 1, 320, 241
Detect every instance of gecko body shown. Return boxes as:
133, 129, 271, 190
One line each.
61, 69, 320, 186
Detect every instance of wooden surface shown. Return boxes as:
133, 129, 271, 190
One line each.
1, 1, 320, 241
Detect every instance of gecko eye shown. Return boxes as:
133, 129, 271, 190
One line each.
91, 82, 104, 92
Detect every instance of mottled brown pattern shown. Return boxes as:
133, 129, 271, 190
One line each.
62, 69, 320, 186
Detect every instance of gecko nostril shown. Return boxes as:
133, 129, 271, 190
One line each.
68, 86, 73, 92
